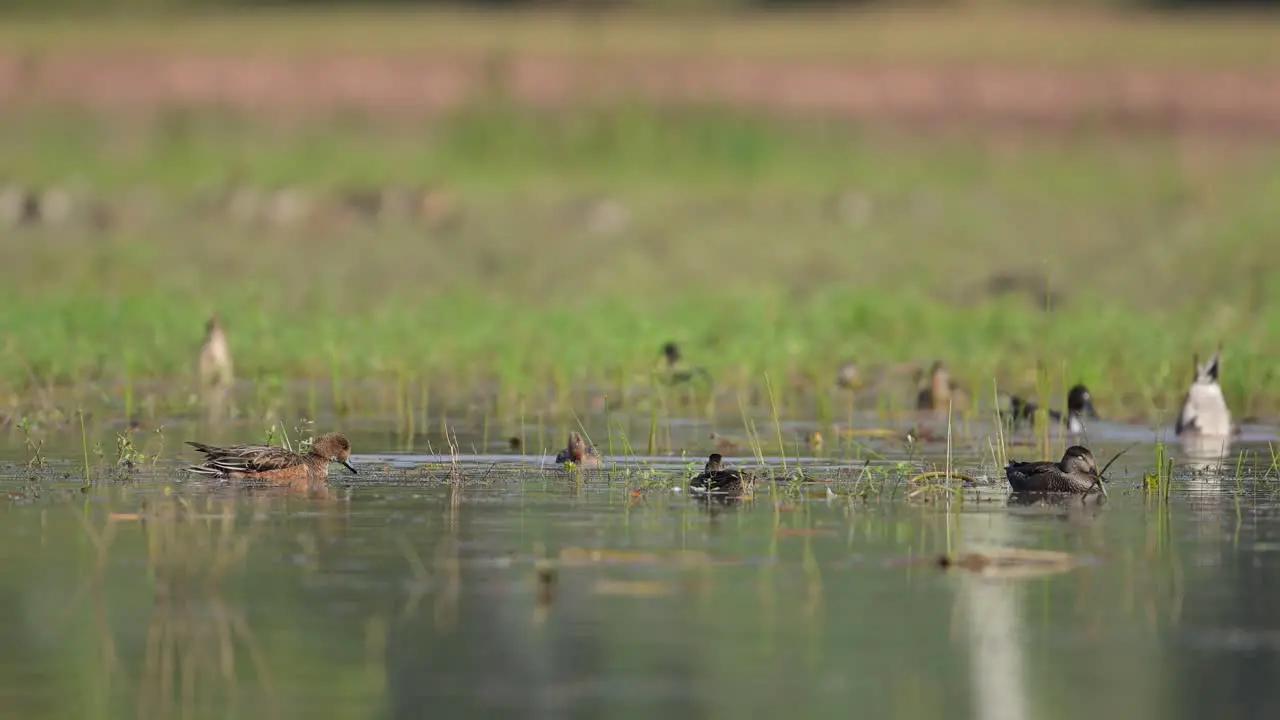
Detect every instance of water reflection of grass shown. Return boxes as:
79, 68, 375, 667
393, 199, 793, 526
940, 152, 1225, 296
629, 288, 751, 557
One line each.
75, 498, 279, 720
2, 108, 1279, 436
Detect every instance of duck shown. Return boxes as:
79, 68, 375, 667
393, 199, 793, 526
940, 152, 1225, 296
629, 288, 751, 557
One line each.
1176, 349, 1232, 438
554, 432, 601, 468
1005, 445, 1104, 494
709, 432, 741, 454
657, 342, 711, 385
1009, 384, 1098, 433
689, 453, 752, 497
916, 361, 967, 411
185, 432, 356, 484
197, 314, 234, 391
835, 361, 860, 389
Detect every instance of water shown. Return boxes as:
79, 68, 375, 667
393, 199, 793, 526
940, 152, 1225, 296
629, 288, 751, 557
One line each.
2, 420, 1280, 720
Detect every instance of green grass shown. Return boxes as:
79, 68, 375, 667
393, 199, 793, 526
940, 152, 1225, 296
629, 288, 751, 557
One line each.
3, 106, 1280, 430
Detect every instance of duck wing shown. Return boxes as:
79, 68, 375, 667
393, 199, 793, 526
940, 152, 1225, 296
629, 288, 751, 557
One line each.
1005, 460, 1099, 493
185, 442, 300, 476
690, 469, 743, 493
1004, 460, 1058, 491
1005, 460, 1056, 475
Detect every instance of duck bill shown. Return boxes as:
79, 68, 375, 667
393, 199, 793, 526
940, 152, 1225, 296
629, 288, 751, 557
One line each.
340, 460, 358, 475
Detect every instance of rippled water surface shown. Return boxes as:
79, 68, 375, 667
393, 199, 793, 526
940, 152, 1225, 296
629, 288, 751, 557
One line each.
2, 417, 1279, 720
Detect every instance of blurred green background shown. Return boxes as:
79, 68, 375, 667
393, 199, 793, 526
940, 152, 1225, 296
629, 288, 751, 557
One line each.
2, 2, 1279, 427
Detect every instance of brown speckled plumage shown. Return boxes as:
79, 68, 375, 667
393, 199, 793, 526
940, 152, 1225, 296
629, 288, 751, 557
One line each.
186, 432, 356, 484
690, 453, 752, 497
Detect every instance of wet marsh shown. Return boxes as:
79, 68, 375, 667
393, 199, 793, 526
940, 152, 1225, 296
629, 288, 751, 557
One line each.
3, 109, 1280, 433
4, 22, 1280, 713
3, 432, 1280, 718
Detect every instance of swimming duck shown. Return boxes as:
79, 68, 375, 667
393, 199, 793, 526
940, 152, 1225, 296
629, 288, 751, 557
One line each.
1005, 445, 1103, 494
554, 432, 601, 468
689, 453, 752, 497
1176, 349, 1232, 438
1009, 384, 1098, 433
185, 432, 356, 484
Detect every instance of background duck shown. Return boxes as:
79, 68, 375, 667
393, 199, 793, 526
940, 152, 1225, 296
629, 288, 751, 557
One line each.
1008, 383, 1098, 433
197, 314, 234, 391
709, 432, 742, 454
916, 361, 968, 412
1175, 349, 1233, 438
835, 361, 860, 389
657, 341, 712, 386
1005, 445, 1103, 494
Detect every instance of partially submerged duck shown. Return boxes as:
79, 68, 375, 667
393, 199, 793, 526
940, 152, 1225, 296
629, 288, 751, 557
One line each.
1176, 349, 1233, 438
689, 453, 752, 497
554, 432, 601, 468
1009, 384, 1098, 433
1005, 445, 1103, 494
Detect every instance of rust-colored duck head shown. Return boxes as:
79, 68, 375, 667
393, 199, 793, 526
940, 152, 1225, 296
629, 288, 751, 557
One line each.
309, 433, 357, 474
555, 432, 601, 467
566, 432, 588, 462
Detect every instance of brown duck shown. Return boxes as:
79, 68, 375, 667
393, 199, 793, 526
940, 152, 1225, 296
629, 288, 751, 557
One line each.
185, 433, 357, 484
916, 361, 967, 411
689, 453, 752, 497
554, 432, 601, 468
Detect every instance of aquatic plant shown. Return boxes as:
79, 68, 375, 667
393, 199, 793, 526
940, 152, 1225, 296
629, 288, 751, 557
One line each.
1143, 440, 1176, 503
16, 418, 46, 469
